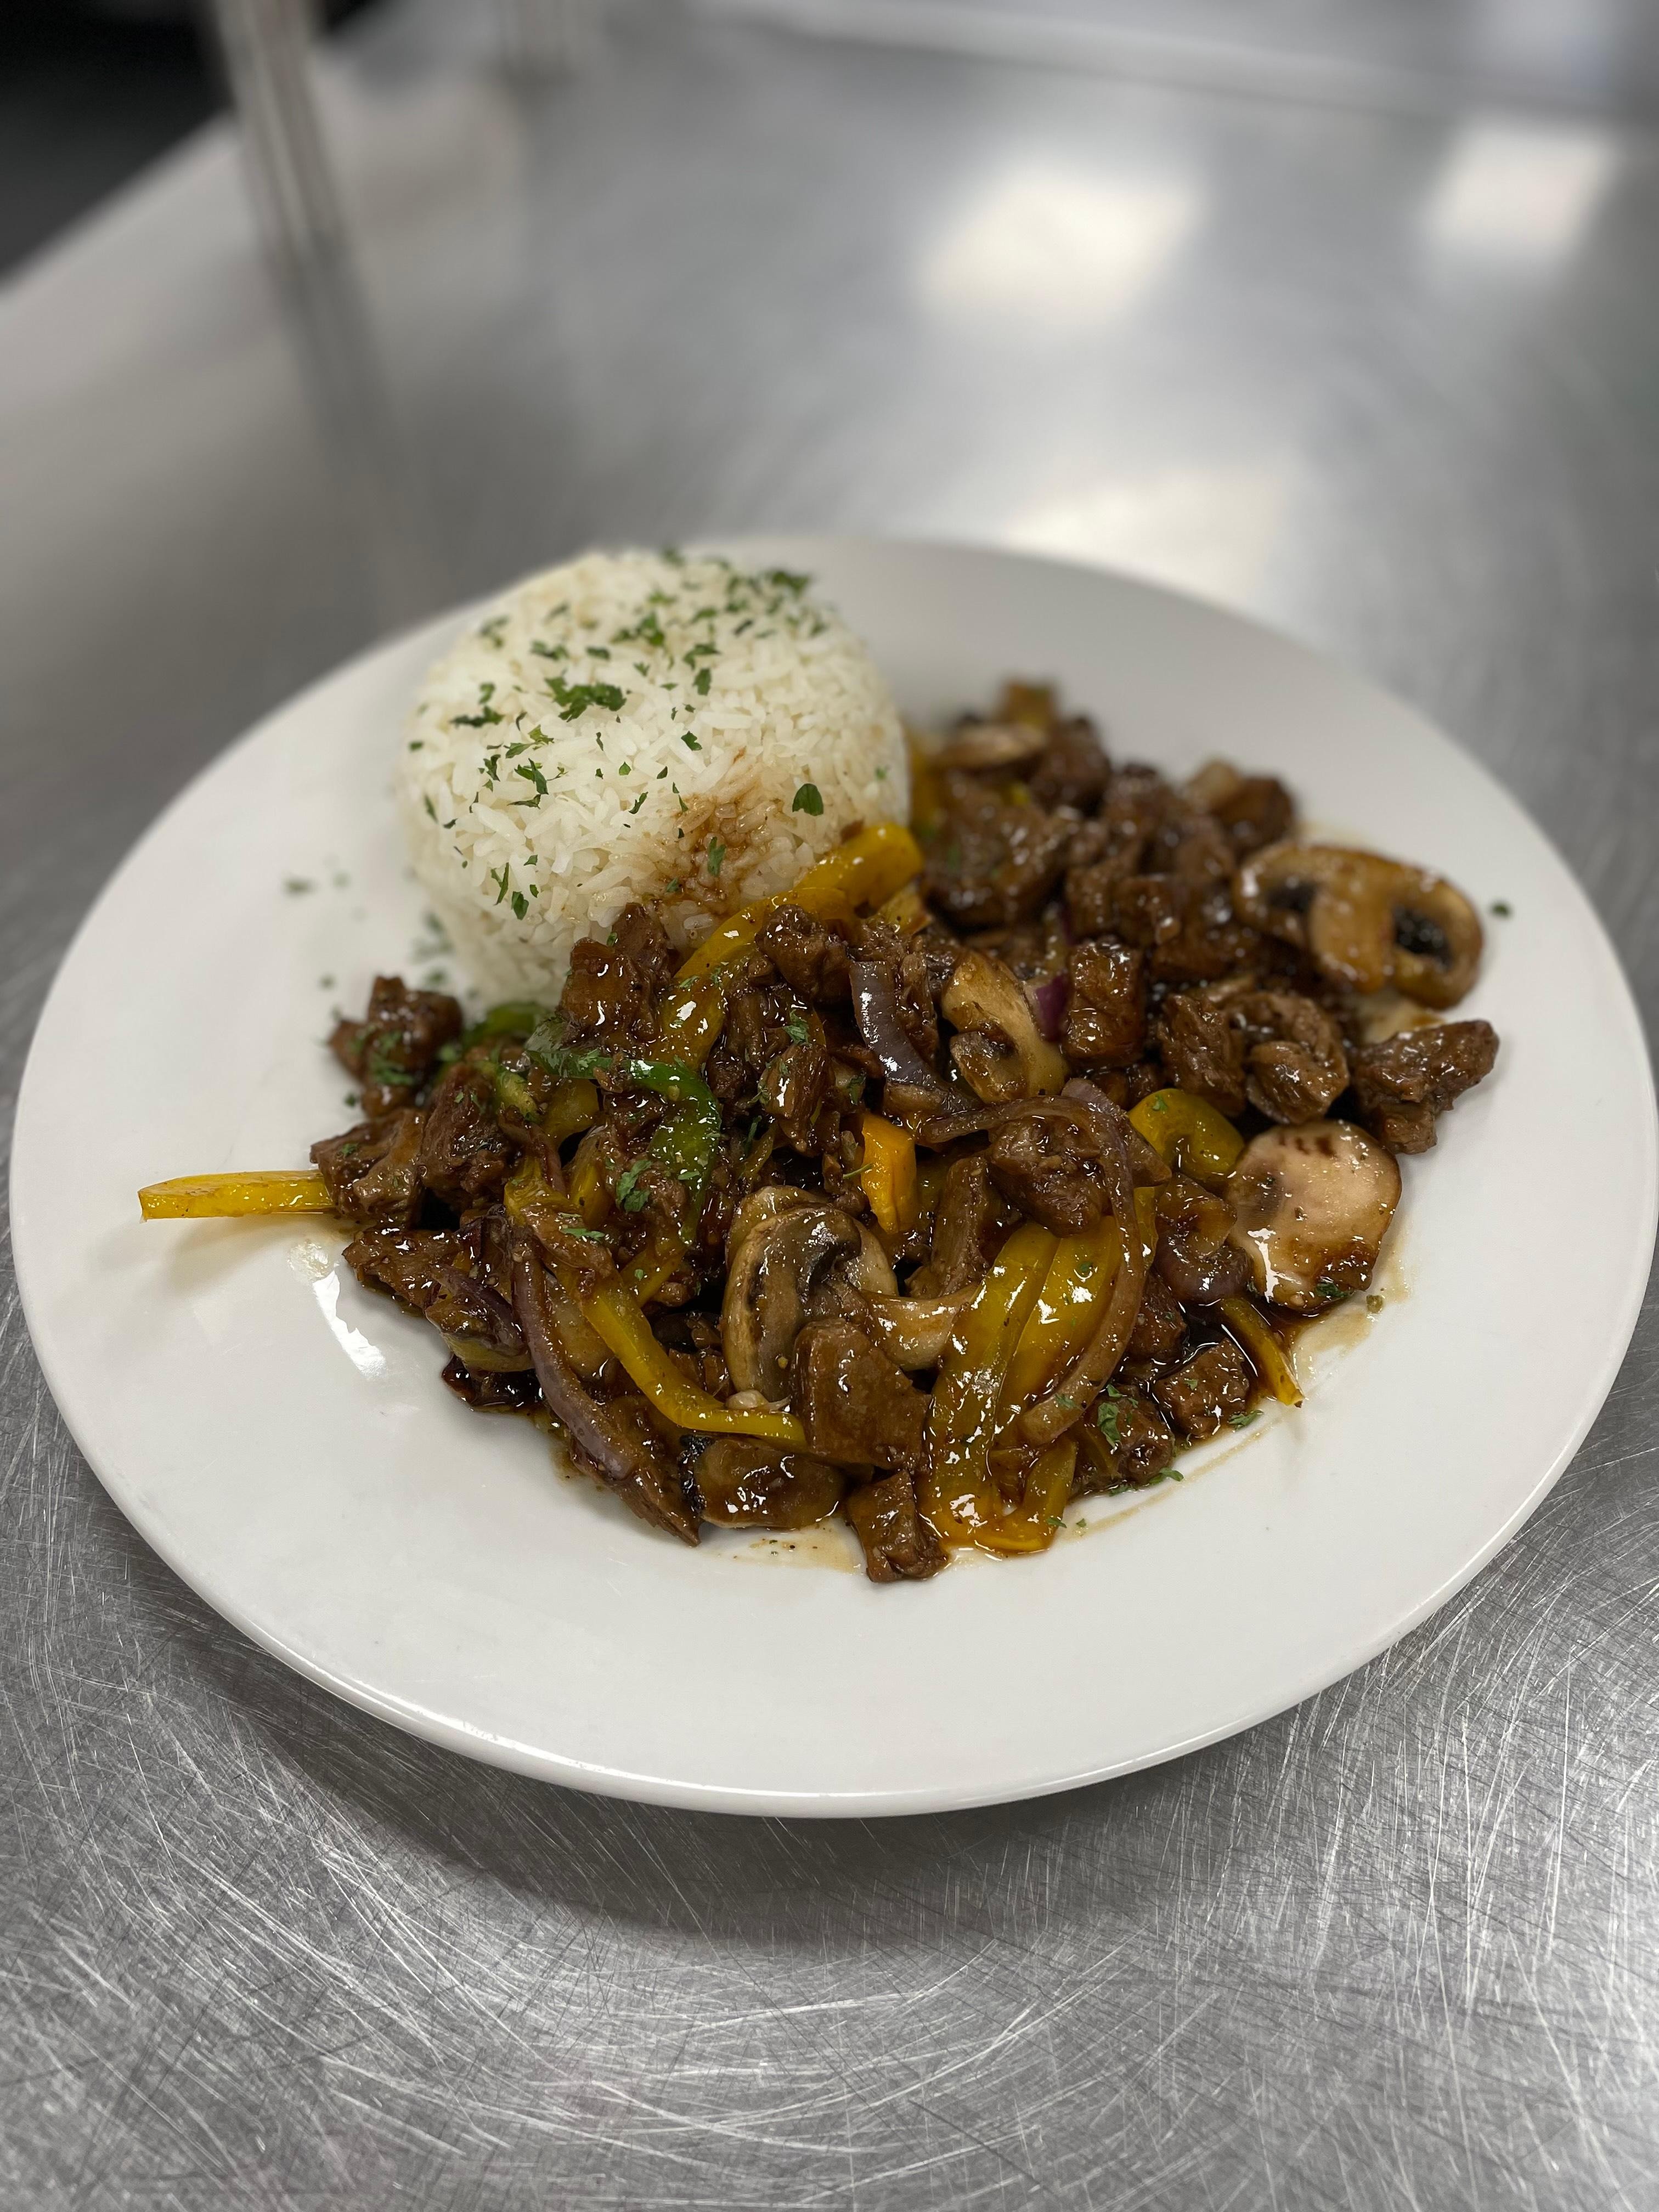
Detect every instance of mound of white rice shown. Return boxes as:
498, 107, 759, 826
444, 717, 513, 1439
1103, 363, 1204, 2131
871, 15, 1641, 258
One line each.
398, 550, 908, 1002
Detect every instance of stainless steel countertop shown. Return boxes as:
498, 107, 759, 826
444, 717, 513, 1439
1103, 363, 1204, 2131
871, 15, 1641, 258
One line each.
3, 2, 1657, 2202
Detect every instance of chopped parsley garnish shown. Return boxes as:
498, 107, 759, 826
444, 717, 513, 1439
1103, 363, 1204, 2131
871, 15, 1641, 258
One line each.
1096, 1385, 1125, 1448
1315, 1278, 1345, 1301
477, 616, 507, 646
680, 731, 702, 752
1227, 1409, 1260, 1431
523, 1019, 612, 1084
454, 681, 504, 727
693, 667, 712, 696
514, 760, 549, 797
1491, 900, 1513, 917
510, 891, 529, 920
614, 1162, 650, 1213
792, 782, 824, 816
546, 675, 627, 721
786, 1015, 810, 1046
706, 837, 726, 879
283, 876, 314, 894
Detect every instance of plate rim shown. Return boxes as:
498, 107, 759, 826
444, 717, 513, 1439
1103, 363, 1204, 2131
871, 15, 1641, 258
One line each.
13, 533, 1657, 1816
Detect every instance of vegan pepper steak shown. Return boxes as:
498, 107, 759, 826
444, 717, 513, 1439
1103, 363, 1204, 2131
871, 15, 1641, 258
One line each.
140, 680, 1499, 1581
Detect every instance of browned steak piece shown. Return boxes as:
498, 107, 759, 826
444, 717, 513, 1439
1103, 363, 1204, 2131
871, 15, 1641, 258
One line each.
1153, 1338, 1253, 1440
329, 975, 463, 1119
757, 905, 854, 1006
844, 1471, 947, 1582
1062, 940, 1147, 1068
792, 1320, 929, 1472
924, 772, 1073, 930
1075, 1388, 1177, 1492
311, 1108, 426, 1227
1028, 716, 1110, 812
1349, 1020, 1499, 1153
986, 1103, 1110, 1234
418, 1057, 516, 1208
911, 1153, 1020, 1295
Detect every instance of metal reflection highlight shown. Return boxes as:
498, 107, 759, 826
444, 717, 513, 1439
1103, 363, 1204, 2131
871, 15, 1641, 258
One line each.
923, 161, 1199, 327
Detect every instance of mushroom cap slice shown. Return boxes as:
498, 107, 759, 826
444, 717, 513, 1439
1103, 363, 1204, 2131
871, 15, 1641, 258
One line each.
720, 1200, 898, 1397
1236, 843, 1483, 1008
934, 722, 1048, 774
1226, 1121, 1401, 1313
940, 950, 1068, 1099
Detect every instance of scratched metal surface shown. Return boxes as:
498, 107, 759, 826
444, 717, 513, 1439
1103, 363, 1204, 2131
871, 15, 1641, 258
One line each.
3, 1, 1658, 2203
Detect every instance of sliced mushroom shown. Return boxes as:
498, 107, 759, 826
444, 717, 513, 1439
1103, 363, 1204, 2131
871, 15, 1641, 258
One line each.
1225, 1121, 1402, 1313
935, 722, 1048, 774
940, 950, 1068, 1101
720, 1200, 897, 1397
1236, 843, 1482, 1008
864, 1291, 973, 1370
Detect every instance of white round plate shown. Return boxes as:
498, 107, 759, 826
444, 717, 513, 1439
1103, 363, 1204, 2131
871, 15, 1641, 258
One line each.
13, 539, 1655, 1815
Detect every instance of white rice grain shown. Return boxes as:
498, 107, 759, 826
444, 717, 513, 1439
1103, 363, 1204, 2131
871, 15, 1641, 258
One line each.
398, 550, 908, 1000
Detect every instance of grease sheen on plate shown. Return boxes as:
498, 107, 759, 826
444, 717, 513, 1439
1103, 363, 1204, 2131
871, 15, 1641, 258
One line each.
12, 540, 1655, 1813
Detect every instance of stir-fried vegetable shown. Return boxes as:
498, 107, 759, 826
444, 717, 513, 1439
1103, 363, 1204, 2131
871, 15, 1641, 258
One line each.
998, 1220, 1125, 1415
857, 1109, 919, 1239
541, 1077, 600, 1147
674, 822, 923, 981
1218, 1295, 1302, 1406
138, 1170, 334, 1220
582, 1276, 809, 1444
462, 1000, 554, 1047
1130, 1088, 1245, 1187
922, 1221, 1056, 1543
626, 1058, 723, 1245
654, 974, 727, 1066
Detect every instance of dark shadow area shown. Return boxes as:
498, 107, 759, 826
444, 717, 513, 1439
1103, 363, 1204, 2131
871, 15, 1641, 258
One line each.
0, 3, 219, 275
0, 0, 383, 279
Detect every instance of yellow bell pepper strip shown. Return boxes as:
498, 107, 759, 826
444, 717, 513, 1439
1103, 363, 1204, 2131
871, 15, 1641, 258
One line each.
998, 1220, 1124, 1417
922, 1221, 1056, 1542
564, 1130, 613, 1228
654, 973, 727, 1068
674, 822, 924, 981
1219, 1295, 1303, 1407
616, 1238, 682, 1302
971, 1441, 1078, 1557
857, 1109, 919, 1239
138, 1170, 334, 1221
583, 1277, 808, 1444
1130, 1088, 1244, 1188
872, 879, 929, 936
1017, 1109, 1153, 1449
501, 1154, 609, 1270
906, 735, 944, 839
541, 1076, 600, 1148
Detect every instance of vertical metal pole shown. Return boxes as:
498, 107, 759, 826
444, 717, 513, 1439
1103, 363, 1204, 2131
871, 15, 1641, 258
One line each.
205, 0, 343, 269
201, 0, 436, 628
